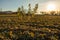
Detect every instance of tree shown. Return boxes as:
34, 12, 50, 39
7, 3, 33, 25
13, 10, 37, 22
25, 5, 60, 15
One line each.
32, 4, 38, 17
17, 7, 21, 16
33, 3, 38, 14
50, 11, 55, 15
21, 6, 25, 14
28, 4, 31, 14
17, 7, 22, 20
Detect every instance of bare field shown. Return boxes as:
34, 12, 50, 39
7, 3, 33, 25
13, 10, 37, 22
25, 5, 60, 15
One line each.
0, 15, 60, 40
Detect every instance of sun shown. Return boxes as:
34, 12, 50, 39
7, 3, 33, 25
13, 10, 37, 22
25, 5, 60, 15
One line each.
46, 3, 56, 11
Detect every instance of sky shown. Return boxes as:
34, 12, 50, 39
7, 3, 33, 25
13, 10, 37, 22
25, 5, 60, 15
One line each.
0, 0, 60, 12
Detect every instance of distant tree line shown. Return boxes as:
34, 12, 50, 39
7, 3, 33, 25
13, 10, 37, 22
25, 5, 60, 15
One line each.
17, 3, 60, 16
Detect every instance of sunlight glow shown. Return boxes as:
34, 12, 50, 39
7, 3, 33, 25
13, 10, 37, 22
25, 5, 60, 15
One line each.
46, 3, 56, 11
